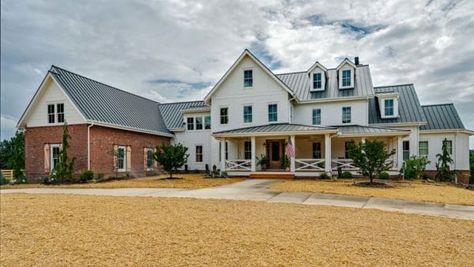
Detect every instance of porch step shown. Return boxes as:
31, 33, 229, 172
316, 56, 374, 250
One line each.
249, 172, 295, 179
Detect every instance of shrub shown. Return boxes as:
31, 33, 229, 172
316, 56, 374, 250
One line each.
400, 156, 430, 180
341, 171, 353, 179
80, 170, 94, 182
435, 138, 454, 182
320, 172, 331, 179
0, 172, 9, 185
154, 143, 189, 179
379, 172, 390, 180
337, 167, 343, 178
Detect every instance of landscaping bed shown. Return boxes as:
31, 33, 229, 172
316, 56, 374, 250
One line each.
0, 174, 243, 190
1, 194, 473, 266
270, 179, 474, 205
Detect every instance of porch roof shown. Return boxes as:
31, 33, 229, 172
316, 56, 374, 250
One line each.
335, 125, 410, 137
213, 123, 337, 137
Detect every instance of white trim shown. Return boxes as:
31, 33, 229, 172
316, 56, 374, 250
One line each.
50, 144, 61, 171
116, 145, 127, 172
203, 49, 295, 103
310, 71, 325, 92
371, 122, 427, 127
307, 61, 328, 73
420, 129, 474, 135
242, 67, 254, 89
213, 129, 337, 138
299, 96, 369, 104
335, 58, 357, 71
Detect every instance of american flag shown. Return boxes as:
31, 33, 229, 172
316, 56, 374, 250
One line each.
285, 137, 295, 158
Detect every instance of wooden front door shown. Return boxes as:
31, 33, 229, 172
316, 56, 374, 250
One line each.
268, 140, 283, 169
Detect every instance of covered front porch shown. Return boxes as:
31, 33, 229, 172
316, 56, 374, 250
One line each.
213, 124, 410, 177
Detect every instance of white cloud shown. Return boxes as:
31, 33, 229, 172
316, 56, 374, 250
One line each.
1, 0, 473, 146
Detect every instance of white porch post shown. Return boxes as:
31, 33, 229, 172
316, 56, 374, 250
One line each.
220, 138, 226, 174
290, 135, 296, 172
397, 136, 403, 170
324, 134, 332, 174
251, 136, 256, 172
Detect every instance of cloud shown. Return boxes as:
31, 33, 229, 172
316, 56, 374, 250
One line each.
1, 0, 473, 147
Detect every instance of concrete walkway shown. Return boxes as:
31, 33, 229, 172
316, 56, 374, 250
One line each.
2, 179, 473, 221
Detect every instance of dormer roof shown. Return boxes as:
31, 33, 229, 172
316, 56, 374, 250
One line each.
307, 61, 328, 73
336, 58, 357, 70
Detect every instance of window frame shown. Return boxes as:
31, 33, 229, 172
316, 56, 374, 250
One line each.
243, 105, 253, 123
342, 106, 351, 124
244, 141, 251, 160
312, 72, 322, 90
312, 108, 321, 125
446, 140, 453, 155
341, 69, 352, 87
50, 144, 61, 171
268, 104, 278, 122
403, 141, 410, 161
195, 116, 203, 130
48, 104, 55, 124
116, 145, 127, 172
312, 142, 321, 159
146, 148, 154, 169
195, 145, 203, 163
243, 69, 253, 88
204, 116, 211, 130
187, 117, 194, 130
419, 141, 428, 156
220, 107, 228, 125
56, 103, 64, 123
384, 99, 394, 117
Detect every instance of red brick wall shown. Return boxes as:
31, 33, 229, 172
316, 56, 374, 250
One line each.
90, 126, 170, 178
25, 124, 88, 181
25, 124, 171, 181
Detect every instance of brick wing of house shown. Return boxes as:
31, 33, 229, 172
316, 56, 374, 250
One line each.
17, 49, 473, 184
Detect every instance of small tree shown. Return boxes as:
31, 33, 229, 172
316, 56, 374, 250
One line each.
0, 131, 25, 180
348, 139, 395, 184
154, 143, 189, 179
435, 138, 454, 182
400, 155, 430, 179
51, 123, 76, 183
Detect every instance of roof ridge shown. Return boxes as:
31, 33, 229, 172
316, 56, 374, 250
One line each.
160, 100, 206, 105
421, 103, 454, 107
374, 83, 414, 89
50, 65, 161, 105
275, 71, 306, 75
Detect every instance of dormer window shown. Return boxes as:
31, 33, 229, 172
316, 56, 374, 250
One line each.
342, 70, 351, 87
243, 69, 253, 87
384, 99, 394, 116
377, 93, 399, 119
313, 73, 322, 89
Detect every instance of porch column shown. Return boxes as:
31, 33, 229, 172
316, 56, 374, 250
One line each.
397, 136, 403, 170
290, 135, 296, 172
324, 134, 332, 173
220, 138, 226, 174
251, 136, 256, 172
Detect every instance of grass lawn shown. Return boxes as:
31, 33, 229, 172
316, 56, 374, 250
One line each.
270, 179, 474, 205
1, 194, 473, 266
0, 174, 243, 190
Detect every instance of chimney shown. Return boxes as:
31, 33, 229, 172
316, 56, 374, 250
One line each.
354, 57, 359, 65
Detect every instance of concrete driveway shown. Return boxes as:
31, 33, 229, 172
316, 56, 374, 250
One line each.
2, 179, 473, 221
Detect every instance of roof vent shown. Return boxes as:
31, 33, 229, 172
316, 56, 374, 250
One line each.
354, 57, 359, 65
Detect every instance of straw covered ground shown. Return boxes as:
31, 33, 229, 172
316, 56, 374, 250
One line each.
270, 179, 474, 205
1, 194, 473, 266
0, 174, 243, 190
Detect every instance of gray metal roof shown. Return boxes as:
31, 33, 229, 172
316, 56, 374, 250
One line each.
336, 125, 409, 135
369, 84, 426, 124
213, 123, 335, 135
50, 66, 171, 135
276, 65, 374, 100
420, 104, 464, 130
158, 101, 208, 130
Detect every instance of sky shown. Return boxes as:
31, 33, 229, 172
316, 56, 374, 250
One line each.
1, 0, 473, 147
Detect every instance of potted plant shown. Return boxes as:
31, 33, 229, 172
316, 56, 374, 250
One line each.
257, 154, 269, 170
280, 155, 290, 171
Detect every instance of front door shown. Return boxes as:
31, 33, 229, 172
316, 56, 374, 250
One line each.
268, 141, 282, 169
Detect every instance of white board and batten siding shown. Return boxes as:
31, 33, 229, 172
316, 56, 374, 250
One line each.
22, 76, 85, 127
210, 56, 291, 133
419, 132, 470, 171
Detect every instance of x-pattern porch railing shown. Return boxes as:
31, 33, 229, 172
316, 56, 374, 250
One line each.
295, 159, 325, 171
225, 159, 251, 171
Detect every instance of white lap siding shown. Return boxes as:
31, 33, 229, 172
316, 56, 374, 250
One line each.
419, 132, 469, 171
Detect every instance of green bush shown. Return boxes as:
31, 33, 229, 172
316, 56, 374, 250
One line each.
320, 172, 331, 179
341, 171, 353, 178
379, 171, 390, 180
401, 156, 430, 180
0, 172, 9, 185
80, 170, 94, 182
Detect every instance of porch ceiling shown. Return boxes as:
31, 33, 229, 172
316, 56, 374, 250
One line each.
213, 123, 337, 138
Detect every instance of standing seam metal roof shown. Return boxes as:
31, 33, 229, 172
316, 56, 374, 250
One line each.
369, 84, 426, 124
158, 101, 208, 130
213, 123, 335, 135
50, 66, 170, 135
335, 125, 410, 135
420, 104, 464, 130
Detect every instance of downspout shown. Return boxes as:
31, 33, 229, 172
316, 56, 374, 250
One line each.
87, 123, 94, 170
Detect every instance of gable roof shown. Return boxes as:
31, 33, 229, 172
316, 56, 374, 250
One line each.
44, 66, 172, 136
158, 100, 208, 130
307, 61, 327, 73
336, 58, 357, 70
420, 104, 464, 130
369, 84, 426, 125
276, 65, 374, 101
203, 49, 295, 103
